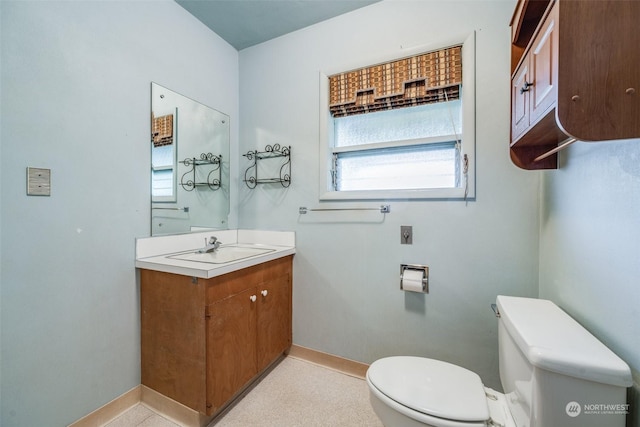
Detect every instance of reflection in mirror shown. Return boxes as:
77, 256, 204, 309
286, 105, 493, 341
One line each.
151, 83, 230, 236
151, 105, 177, 202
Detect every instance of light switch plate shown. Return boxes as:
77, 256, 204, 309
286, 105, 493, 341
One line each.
27, 167, 51, 196
401, 225, 413, 244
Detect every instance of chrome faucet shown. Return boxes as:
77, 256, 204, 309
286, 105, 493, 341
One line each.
197, 236, 222, 253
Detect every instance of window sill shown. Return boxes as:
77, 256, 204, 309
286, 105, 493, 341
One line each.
319, 187, 472, 201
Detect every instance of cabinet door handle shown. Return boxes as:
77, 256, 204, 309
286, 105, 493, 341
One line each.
520, 81, 533, 94
250, 295, 257, 302
261, 290, 268, 297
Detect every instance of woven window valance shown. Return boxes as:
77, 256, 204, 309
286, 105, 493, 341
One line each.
152, 114, 174, 147
329, 45, 462, 117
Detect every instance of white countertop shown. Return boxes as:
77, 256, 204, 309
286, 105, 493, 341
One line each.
135, 229, 295, 279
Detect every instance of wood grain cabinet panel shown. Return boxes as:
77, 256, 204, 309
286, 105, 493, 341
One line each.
141, 256, 293, 417
257, 273, 292, 371
556, 0, 640, 141
206, 287, 257, 412
511, 62, 530, 142
140, 270, 207, 413
528, 13, 556, 125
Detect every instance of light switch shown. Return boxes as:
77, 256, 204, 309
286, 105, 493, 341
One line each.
27, 167, 51, 196
401, 225, 413, 244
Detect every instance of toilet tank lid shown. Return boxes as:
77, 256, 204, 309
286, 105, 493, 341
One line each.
496, 296, 632, 388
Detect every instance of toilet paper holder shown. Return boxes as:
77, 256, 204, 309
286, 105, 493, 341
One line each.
400, 264, 429, 293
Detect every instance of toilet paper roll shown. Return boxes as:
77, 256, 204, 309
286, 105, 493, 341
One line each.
401, 269, 425, 293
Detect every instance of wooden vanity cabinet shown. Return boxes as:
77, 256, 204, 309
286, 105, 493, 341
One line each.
141, 255, 292, 417
509, 0, 640, 170
205, 259, 292, 413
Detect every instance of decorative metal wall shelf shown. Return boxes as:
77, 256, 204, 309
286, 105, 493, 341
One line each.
243, 144, 291, 189
179, 153, 221, 191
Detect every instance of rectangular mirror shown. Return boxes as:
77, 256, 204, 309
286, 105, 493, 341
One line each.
151, 83, 230, 235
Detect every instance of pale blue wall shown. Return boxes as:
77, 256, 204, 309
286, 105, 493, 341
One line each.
3, 1, 637, 426
0, 1, 238, 425
539, 140, 640, 426
237, 0, 538, 391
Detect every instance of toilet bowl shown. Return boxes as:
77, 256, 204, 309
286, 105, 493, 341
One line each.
366, 296, 633, 427
366, 356, 514, 427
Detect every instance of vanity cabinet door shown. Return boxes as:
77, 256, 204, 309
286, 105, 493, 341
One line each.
256, 270, 292, 371
206, 287, 257, 414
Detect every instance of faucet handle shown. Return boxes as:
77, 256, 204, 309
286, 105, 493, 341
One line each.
208, 236, 218, 244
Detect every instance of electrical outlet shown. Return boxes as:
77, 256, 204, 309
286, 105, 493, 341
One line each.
401, 225, 413, 244
27, 167, 51, 196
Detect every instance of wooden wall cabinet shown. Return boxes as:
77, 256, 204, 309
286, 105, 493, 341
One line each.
511, 5, 558, 144
509, 0, 640, 170
141, 256, 293, 417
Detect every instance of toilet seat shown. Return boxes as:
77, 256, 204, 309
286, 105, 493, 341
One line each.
367, 356, 509, 426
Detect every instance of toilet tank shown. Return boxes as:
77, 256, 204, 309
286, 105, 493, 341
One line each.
496, 295, 632, 427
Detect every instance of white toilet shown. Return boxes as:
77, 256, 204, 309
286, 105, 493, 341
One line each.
367, 295, 633, 427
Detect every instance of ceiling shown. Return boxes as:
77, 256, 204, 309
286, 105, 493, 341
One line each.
176, 0, 381, 51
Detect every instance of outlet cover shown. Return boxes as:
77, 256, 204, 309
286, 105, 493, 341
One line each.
27, 167, 51, 196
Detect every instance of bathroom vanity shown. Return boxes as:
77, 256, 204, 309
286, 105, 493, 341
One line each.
136, 230, 295, 419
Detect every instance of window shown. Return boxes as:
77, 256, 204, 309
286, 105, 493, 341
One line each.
319, 34, 475, 200
333, 101, 461, 191
151, 146, 176, 198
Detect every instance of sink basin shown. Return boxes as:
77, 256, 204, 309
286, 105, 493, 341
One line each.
167, 245, 275, 264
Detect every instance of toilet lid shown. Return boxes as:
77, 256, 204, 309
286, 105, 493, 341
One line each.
367, 356, 490, 422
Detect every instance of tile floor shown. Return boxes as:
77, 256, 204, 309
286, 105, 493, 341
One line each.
105, 357, 383, 427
